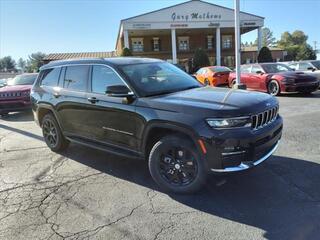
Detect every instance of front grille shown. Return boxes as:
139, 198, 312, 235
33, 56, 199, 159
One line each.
0, 92, 22, 98
251, 106, 278, 130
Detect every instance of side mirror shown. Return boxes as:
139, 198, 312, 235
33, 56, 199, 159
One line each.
290, 68, 296, 71
307, 67, 316, 72
106, 85, 133, 97
256, 70, 263, 75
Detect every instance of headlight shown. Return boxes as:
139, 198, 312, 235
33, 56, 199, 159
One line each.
206, 117, 252, 129
283, 78, 295, 84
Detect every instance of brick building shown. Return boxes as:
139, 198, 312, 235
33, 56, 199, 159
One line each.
116, 0, 265, 67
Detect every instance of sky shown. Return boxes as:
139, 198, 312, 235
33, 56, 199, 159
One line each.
0, 0, 319, 61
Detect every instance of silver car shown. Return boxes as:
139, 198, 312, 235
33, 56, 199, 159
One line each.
288, 60, 320, 81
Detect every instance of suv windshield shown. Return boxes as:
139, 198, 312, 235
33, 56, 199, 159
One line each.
7, 74, 37, 86
119, 62, 201, 97
262, 63, 293, 73
311, 61, 320, 70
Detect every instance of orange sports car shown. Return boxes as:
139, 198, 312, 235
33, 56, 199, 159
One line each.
194, 66, 232, 86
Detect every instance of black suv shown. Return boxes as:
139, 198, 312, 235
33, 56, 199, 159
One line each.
31, 58, 283, 193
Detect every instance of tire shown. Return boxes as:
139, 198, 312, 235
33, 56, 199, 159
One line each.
268, 80, 281, 96
204, 79, 210, 86
148, 135, 207, 194
42, 113, 69, 152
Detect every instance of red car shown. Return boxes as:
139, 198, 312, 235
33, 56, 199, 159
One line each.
0, 73, 38, 116
228, 63, 319, 95
194, 66, 231, 86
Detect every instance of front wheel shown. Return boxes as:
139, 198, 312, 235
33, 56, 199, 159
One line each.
148, 135, 207, 194
268, 80, 281, 96
204, 79, 210, 86
42, 114, 69, 152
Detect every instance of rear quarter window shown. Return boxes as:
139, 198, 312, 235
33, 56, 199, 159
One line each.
40, 68, 61, 87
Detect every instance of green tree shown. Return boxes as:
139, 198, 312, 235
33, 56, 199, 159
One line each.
121, 47, 133, 57
17, 58, 26, 72
277, 30, 316, 60
193, 48, 210, 71
255, 27, 276, 47
26, 52, 46, 72
0, 56, 16, 72
257, 47, 273, 63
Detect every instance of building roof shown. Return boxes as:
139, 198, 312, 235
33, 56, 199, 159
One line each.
43, 51, 117, 61
241, 46, 284, 52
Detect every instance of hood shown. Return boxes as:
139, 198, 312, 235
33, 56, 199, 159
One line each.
0, 84, 32, 93
137, 87, 277, 118
272, 71, 317, 80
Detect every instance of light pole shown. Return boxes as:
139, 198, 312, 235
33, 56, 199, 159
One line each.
233, 0, 246, 89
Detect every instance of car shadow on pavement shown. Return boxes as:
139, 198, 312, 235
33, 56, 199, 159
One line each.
0, 123, 43, 141
62, 144, 320, 240
0, 111, 34, 122
278, 91, 320, 98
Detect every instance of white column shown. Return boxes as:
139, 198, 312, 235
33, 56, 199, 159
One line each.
171, 29, 177, 64
234, 0, 241, 85
216, 27, 221, 66
123, 30, 129, 49
257, 26, 262, 52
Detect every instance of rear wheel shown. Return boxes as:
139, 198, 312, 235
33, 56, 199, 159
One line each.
148, 135, 207, 194
42, 114, 69, 152
268, 80, 280, 96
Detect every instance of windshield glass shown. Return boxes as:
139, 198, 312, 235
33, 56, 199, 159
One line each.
7, 74, 37, 86
262, 63, 293, 73
209, 66, 231, 72
311, 61, 320, 70
119, 62, 201, 97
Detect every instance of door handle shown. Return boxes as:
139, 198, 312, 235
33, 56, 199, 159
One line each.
87, 97, 99, 103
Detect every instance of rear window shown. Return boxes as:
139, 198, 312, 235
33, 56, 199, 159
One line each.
209, 66, 231, 72
40, 68, 61, 87
64, 65, 89, 91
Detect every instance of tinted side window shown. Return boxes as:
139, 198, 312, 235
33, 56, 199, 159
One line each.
64, 65, 89, 91
299, 62, 312, 71
41, 68, 61, 86
91, 65, 125, 94
241, 65, 251, 73
251, 65, 263, 74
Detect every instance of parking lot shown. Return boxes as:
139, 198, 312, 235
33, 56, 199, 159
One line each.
0, 91, 319, 240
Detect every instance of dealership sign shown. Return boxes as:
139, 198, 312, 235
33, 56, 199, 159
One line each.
171, 12, 222, 21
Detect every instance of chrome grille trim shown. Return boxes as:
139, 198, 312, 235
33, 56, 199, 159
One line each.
251, 106, 278, 130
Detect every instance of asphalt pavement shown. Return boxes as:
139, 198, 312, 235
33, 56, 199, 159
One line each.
0, 91, 319, 240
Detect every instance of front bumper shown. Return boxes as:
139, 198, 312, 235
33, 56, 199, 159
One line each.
0, 99, 31, 113
282, 81, 320, 92
200, 115, 283, 172
211, 140, 279, 172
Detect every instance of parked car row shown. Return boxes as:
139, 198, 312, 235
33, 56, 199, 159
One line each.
193, 62, 320, 96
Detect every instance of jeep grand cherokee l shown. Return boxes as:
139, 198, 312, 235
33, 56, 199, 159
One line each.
0, 73, 38, 116
31, 58, 283, 193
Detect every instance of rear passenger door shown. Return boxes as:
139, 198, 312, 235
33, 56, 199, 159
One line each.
84, 65, 139, 151
56, 65, 91, 137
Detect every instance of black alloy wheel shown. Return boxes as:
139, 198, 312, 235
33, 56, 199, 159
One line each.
42, 114, 69, 152
148, 135, 206, 193
268, 80, 280, 96
159, 147, 198, 186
